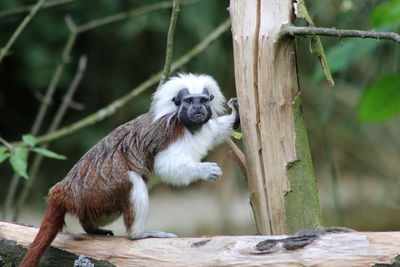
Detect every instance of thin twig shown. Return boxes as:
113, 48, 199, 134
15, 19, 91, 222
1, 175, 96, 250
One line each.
282, 25, 400, 42
0, 0, 76, 19
9, 19, 230, 147
77, 0, 201, 33
13, 56, 88, 221
159, 0, 181, 87
65, 14, 77, 33
226, 138, 247, 178
32, 30, 77, 134
50, 56, 87, 132
3, 17, 77, 219
0, 0, 47, 63
0, 136, 13, 150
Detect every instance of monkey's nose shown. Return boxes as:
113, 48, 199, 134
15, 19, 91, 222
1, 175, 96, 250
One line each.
193, 105, 203, 111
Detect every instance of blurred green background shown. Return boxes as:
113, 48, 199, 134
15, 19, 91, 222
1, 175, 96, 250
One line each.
0, 0, 399, 236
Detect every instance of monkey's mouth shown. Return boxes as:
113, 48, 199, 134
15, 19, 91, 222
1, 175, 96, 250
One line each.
191, 112, 206, 122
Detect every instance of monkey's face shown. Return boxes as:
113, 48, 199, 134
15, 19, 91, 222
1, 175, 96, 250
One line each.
173, 88, 214, 131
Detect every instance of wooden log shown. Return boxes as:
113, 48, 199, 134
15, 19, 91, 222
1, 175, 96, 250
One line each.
1, 221, 400, 266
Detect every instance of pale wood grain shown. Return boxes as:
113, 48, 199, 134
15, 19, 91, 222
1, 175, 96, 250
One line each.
230, 0, 323, 235
230, 0, 272, 235
2, 221, 400, 266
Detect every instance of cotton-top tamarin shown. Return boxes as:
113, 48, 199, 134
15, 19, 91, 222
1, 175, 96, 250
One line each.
20, 73, 240, 267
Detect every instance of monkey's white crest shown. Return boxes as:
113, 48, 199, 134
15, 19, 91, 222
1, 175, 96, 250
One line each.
151, 73, 226, 121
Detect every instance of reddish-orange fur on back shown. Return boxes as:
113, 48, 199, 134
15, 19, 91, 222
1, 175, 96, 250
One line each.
20, 195, 66, 267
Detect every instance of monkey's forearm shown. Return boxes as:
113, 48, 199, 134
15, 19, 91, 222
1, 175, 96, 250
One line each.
154, 158, 222, 186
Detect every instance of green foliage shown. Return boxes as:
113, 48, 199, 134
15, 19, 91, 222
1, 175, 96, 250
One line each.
312, 38, 378, 80
358, 73, 400, 122
231, 131, 243, 140
0, 147, 10, 163
371, 0, 400, 27
313, 23, 398, 81
32, 147, 67, 160
9, 147, 28, 179
312, 2, 400, 123
0, 134, 66, 179
22, 134, 36, 147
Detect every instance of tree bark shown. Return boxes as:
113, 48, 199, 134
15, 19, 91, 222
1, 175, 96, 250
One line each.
229, 0, 323, 235
1, 221, 400, 266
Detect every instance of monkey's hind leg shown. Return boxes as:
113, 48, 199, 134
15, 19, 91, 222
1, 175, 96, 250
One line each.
125, 171, 177, 240
81, 220, 114, 236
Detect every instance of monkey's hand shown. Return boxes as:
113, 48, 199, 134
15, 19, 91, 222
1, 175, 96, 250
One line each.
227, 97, 240, 129
200, 162, 222, 181
228, 97, 239, 112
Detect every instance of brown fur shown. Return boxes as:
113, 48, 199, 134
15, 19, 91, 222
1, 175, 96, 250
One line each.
20, 113, 184, 267
19, 198, 65, 267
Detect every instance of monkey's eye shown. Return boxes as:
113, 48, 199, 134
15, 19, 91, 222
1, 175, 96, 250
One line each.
184, 98, 193, 104
200, 98, 208, 103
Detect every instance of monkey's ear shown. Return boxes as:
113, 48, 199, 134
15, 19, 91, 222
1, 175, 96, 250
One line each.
172, 97, 181, 106
209, 94, 214, 101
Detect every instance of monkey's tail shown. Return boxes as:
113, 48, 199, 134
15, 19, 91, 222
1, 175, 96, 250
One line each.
20, 200, 66, 267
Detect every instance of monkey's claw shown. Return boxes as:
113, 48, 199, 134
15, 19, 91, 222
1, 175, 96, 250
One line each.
105, 230, 114, 236
206, 174, 220, 181
201, 162, 222, 181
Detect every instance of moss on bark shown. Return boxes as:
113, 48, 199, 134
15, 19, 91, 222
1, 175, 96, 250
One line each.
284, 97, 323, 234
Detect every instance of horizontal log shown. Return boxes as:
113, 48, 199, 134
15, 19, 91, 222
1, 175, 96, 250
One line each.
1, 221, 399, 266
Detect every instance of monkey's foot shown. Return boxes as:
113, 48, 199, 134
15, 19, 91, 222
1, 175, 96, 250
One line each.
84, 227, 114, 236
90, 228, 114, 236
81, 220, 115, 236
134, 230, 177, 240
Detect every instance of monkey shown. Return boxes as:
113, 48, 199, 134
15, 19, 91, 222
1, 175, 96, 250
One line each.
20, 73, 240, 267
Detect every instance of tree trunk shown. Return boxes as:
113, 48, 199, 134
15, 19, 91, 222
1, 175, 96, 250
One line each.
229, 0, 323, 235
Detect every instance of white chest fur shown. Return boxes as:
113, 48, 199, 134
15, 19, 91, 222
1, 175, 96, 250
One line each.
153, 123, 222, 186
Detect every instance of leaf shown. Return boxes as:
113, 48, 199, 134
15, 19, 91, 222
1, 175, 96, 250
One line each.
358, 73, 400, 122
10, 147, 29, 179
371, 0, 400, 27
22, 134, 37, 147
232, 131, 243, 140
0, 152, 10, 164
33, 147, 66, 160
0, 146, 8, 156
